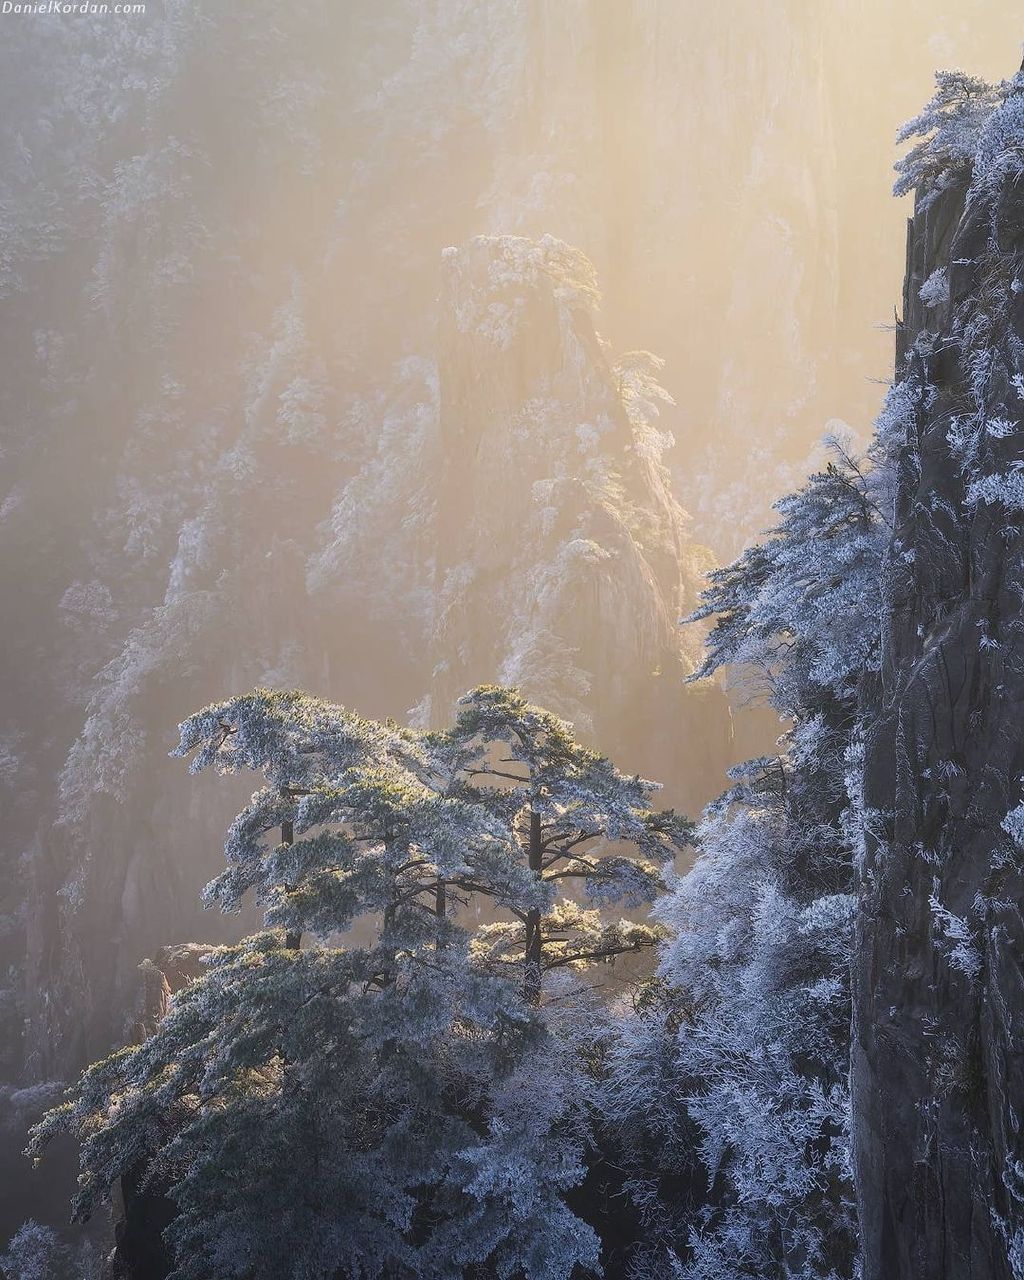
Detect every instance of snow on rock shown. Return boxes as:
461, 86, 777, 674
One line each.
433, 235, 730, 811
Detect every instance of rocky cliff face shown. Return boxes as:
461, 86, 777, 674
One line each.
854, 73, 1024, 1280
431, 235, 729, 810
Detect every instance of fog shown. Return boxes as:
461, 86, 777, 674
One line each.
0, 0, 1021, 1245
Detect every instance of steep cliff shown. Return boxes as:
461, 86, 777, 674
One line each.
430, 235, 728, 810
854, 69, 1024, 1280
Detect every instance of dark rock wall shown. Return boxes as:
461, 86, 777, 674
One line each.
854, 113, 1024, 1279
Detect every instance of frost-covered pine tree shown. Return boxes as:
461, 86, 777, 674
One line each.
31, 684, 686, 1279
602, 433, 898, 1280
442, 685, 692, 1004
30, 688, 609, 1280
893, 70, 1002, 208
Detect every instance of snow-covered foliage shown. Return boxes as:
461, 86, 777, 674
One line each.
306, 355, 438, 624
448, 234, 600, 349
33, 685, 689, 1278
907, 73, 1024, 520
969, 71, 1024, 198
446, 685, 691, 1001
603, 428, 894, 1277
1001, 795, 1024, 849
0, 1221, 101, 1280
893, 70, 1002, 206
689, 436, 891, 712
658, 823, 857, 1280
928, 893, 983, 980
919, 267, 949, 309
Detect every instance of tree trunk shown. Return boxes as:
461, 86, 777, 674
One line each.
435, 876, 447, 950
281, 811, 301, 952
524, 808, 543, 1004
